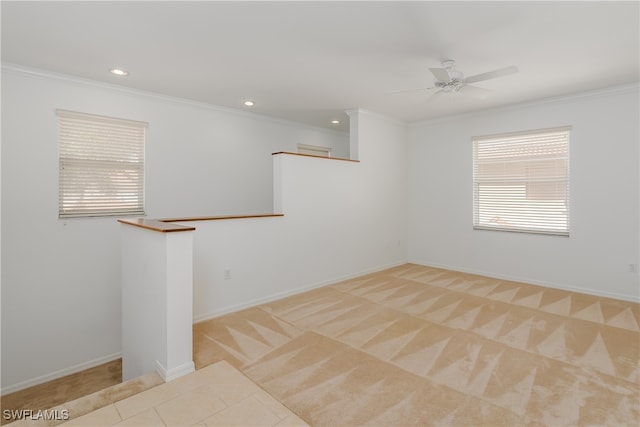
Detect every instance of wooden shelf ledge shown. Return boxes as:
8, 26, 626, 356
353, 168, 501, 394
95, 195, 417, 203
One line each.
158, 213, 284, 223
118, 218, 196, 233
119, 213, 284, 233
272, 151, 359, 162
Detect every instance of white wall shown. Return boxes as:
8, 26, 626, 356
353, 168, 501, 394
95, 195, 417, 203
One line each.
184, 110, 408, 321
0, 66, 348, 392
4, 60, 635, 396
407, 86, 640, 301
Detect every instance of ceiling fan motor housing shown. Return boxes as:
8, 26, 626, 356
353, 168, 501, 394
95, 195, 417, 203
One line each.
436, 79, 465, 92
438, 59, 465, 91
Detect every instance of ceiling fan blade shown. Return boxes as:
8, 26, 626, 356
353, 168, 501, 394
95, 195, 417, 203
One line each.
465, 66, 518, 84
386, 86, 435, 94
429, 67, 451, 82
459, 84, 490, 99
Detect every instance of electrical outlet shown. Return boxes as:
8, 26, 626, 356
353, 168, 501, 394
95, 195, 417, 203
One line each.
224, 269, 231, 280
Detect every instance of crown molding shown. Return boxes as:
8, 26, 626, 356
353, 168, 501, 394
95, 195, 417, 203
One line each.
409, 83, 640, 128
1, 63, 349, 137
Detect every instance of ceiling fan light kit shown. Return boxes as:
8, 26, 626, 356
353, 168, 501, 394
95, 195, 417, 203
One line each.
433, 59, 465, 92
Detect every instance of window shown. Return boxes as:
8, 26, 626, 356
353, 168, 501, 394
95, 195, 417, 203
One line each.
58, 110, 147, 218
473, 126, 570, 236
297, 143, 332, 158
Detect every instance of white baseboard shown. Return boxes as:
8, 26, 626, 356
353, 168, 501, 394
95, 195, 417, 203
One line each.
411, 260, 640, 303
155, 360, 195, 382
1, 352, 122, 396
2, 261, 407, 395
193, 259, 408, 323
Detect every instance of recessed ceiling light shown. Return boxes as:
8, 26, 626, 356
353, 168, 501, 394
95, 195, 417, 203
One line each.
331, 120, 340, 124
243, 100, 255, 107
109, 68, 128, 76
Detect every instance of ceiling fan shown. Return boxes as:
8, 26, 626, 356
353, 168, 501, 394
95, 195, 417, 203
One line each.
391, 59, 518, 96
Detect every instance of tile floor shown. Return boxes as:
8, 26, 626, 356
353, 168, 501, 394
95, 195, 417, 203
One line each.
7, 361, 308, 427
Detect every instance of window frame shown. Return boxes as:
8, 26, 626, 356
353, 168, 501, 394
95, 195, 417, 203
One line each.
472, 126, 571, 236
57, 109, 147, 219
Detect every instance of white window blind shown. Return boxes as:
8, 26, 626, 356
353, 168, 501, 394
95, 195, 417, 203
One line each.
473, 126, 570, 236
58, 110, 147, 218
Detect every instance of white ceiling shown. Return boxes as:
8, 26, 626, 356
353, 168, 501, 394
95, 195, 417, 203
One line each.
2, 1, 639, 132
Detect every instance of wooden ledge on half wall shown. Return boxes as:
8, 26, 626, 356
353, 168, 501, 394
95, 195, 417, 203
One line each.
272, 151, 360, 162
118, 213, 284, 233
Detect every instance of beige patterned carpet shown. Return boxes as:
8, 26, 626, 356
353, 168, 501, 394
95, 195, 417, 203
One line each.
194, 264, 640, 426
